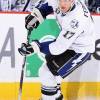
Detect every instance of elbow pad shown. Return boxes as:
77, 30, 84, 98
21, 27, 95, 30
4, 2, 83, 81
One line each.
36, 3, 54, 18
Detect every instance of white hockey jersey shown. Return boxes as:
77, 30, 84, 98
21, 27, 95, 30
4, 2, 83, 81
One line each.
44, 0, 95, 55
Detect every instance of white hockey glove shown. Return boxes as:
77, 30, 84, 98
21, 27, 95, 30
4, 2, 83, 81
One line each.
18, 41, 40, 56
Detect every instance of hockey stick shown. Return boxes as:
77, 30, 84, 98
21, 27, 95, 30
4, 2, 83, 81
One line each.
22, 0, 31, 11
18, 29, 31, 100
18, 9, 44, 100
12, 0, 30, 11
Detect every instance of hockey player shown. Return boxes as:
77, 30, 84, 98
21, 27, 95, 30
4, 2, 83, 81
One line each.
0, 0, 25, 11
18, 0, 95, 99
0, 0, 35, 12
0, 0, 12, 11
12, 0, 35, 12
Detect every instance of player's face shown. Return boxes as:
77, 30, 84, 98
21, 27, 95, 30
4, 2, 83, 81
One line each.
59, 0, 73, 13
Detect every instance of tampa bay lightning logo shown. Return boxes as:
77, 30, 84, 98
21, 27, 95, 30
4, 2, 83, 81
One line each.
70, 19, 79, 29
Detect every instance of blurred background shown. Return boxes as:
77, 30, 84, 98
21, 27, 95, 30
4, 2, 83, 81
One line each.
0, 0, 100, 13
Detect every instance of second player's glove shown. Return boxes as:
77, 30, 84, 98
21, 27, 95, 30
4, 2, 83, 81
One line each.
25, 14, 39, 30
18, 43, 34, 56
18, 41, 40, 56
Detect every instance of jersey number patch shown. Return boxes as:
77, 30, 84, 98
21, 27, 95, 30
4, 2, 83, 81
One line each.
63, 31, 75, 39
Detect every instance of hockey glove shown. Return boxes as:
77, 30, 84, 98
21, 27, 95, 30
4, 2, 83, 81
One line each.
25, 14, 39, 30
18, 41, 41, 56
18, 43, 34, 56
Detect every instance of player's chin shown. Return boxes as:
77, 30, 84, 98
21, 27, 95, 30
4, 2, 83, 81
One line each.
61, 8, 69, 13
